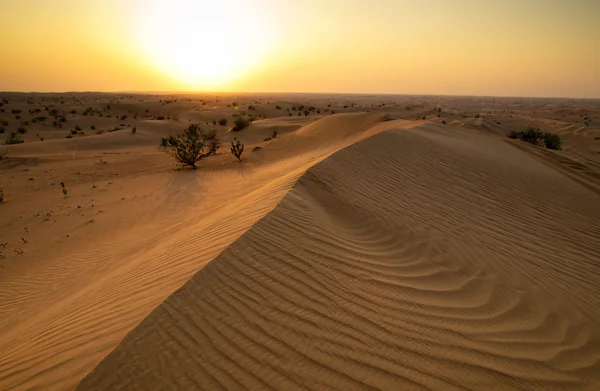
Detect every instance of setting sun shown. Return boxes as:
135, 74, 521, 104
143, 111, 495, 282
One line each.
135, 0, 274, 89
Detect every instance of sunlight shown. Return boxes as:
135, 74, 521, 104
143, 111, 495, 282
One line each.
135, 0, 273, 89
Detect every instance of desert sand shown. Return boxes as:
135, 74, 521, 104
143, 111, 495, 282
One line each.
1, 93, 600, 390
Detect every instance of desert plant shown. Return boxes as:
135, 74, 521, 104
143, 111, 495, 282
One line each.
131, 126, 137, 134
218, 118, 228, 126
164, 124, 220, 168
0, 189, 3, 203
66, 134, 73, 139
60, 182, 68, 197
271, 128, 278, 139
0, 126, 4, 134
212, 120, 217, 125
4, 132, 23, 145
70, 129, 77, 135
90, 124, 95, 130
230, 137, 244, 161
17, 127, 26, 134
232, 116, 252, 131
507, 126, 562, 150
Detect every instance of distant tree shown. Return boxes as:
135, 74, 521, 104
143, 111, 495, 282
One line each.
230, 137, 244, 161
164, 124, 220, 169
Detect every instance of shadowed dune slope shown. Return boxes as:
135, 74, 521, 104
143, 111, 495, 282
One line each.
79, 124, 600, 390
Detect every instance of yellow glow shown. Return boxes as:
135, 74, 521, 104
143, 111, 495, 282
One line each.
135, 0, 273, 89
0, 0, 598, 97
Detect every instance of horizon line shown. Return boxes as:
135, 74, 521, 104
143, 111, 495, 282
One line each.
0, 90, 598, 101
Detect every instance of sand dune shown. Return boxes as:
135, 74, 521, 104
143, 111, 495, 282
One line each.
1, 93, 599, 390
77, 124, 600, 390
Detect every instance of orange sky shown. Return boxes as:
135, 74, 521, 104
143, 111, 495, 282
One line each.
0, 0, 598, 97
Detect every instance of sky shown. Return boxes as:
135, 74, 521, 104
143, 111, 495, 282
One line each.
0, 0, 598, 98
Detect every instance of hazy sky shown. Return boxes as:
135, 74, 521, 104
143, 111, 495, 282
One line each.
0, 0, 598, 97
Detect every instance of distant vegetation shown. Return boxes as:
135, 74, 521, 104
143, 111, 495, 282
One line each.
232, 115, 253, 131
4, 132, 23, 145
218, 118, 228, 126
508, 126, 562, 150
164, 124, 220, 169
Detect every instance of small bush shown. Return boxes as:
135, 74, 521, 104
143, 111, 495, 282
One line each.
508, 126, 562, 150
0, 189, 3, 203
212, 120, 217, 125
232, 116, 252, 131
131, 126, 137, 134
218, 118, 228, 126
66, 134, 73, 139
70, 129, 77, 135
164, 124, 220, 168
5, 132, 24, 145
11, 109, 22, 114
230, 137, 244, 161
90, 124, 95, 130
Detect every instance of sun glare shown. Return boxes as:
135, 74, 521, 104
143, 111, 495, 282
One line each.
136, 0, 273, 89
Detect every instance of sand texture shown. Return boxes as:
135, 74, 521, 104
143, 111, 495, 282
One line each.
1, 93, 599, 390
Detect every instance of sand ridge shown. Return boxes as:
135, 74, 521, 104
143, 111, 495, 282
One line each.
77, 123, 600, 390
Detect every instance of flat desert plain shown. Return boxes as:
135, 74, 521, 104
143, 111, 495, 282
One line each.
1, 93, 600, 390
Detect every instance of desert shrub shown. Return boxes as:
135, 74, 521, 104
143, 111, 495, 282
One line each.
66, 134, 73, 139
271, 128, 278, 139
90, 124, 95, 130
212, 120, 217, 125
275, 105, 281, 110
17, 127, 26, 134
60, 182, 68, 197
156, 116, 165, 120
0, 189, 3, 203
218, 118, 227, 126
11, 109, 21, 114
5, 132, 24, 145
508, 126, 562, 150
543, 132, 562, 150
0, 126, 4, 134
230, 137, 244, 161
70, 129, 77, 135
131, 126, 137, 134
442, 120, 447, 124
164, 124, 220, 168
75, 125, 81, 131
232, 116, 252, 131
248, 105, 256, 111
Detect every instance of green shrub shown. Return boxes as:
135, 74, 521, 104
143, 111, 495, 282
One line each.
232, 116, 252, 131
508, 126, 562, 150
5, 132, 24, 145
164, 124, 220, 168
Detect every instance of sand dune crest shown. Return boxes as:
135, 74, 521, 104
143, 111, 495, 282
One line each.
78, 124, 600, 390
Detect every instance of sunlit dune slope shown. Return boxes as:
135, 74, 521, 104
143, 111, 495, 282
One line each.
78, 124, 600, 390
0, 113, 419, 391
